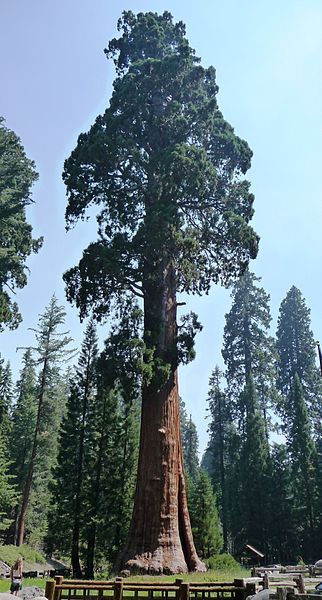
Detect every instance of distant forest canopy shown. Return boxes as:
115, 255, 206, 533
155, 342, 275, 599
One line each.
0, 273, 321, 571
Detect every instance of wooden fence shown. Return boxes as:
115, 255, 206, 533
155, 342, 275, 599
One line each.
45, 576, 258, 600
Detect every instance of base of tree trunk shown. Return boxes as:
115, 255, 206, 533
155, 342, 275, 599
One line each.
124, 548, 206, 575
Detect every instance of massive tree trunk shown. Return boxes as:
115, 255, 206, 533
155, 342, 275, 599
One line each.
120, 262, 205, 574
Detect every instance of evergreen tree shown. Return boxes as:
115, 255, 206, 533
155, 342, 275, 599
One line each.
0, 358, 13, 436
0, 434, 16, 538
48, 320, 98, 574
179, 398, 199, 481
269, 444, 297, 563
9, 349, 37, 544
222, 270, 276, 433
235, 375, 270, 555
63, 10, 258, 574
287, 374, 318, 561
188, 469, 222, 559
16, 295, 74, 545
89, 301, 142, 575
276, 286, 321, 433
0, 118, 43, 330
205, 366, 236, 553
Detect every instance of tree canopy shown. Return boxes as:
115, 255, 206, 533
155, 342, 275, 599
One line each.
0, 119, 43, 331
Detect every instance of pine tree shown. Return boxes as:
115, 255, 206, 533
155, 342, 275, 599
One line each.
276, 286, 321, 433
179, 398, 199, 481
269, 444, 297, 563
235, 375, 270, 555
63, 10, 258, 573
16, 295, 74, 545
48, 320, 98, 574
9, 349, 37, 544
188, 469, 222, 559
287, 374, 318, 561
205, 366, 236, 553
0, 358, 13, 436
0, 434, 16, 538
222, 270, 276, 434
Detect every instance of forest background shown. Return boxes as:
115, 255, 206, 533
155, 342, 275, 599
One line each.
1, 0, 322, 575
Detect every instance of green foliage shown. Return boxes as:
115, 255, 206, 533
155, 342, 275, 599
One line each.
276, 286, 322, 434
0, 435, 16, 536
15, 295, 74, 546
63, 10, 258, 378
0, 543, 45, 565
234, 376, 270, 553
222, 269, 277, 432
204, 366, 237, 553
179, 398, 199, 481
189, 469, 223, 559
287, 374, 318, 560
205, 553, 241, 571
0, 118, 43, 330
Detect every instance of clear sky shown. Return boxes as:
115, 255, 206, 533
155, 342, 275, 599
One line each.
1, 0, 322, 454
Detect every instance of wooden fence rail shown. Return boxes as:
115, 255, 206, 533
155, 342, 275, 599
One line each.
45, 576, 257, 600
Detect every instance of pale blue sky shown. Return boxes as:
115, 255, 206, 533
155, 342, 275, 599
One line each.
1, 1, 322, 453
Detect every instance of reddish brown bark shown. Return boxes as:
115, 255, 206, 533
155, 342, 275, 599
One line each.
120, 263, 205, 574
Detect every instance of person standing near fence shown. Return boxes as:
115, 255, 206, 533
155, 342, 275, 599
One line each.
10, 558, 23, 595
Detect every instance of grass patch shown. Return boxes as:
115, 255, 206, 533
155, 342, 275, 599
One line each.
116, 567, 250, 582
0, 577, 46, 593
0, 544, 46, 566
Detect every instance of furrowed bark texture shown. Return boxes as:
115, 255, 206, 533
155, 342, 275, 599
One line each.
120, 264, 205, 574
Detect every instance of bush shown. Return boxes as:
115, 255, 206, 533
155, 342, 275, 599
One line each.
0, 544, 46, 566
206, 553, 241, 571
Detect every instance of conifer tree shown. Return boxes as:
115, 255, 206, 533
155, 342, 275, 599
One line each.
48, 320, 98, 575
276, 286, 321, 433
205, 366, 236, 552
287, 374, 318, 560
0, 118, 43, 330
188, 469, 222, 559
222, 270, 276, 434
179, 399, 199, 481
16, 295, 74, 545
235, 375, 270, 555
90, 301, 142, 575
0, 358, 13, 437
9, 349, 37, 544
63, 10, 258, 573
269, 444, 296, 563
0, 434, 16, 538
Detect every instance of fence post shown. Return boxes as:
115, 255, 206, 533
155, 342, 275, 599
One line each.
245, 583, 256, 598
114, 579, 123, 600
45, 580, 56, 600
180, 582, 189, 600
54, 575, 63, 600
234, 579, 245, 600
175, 579, 183, 600
263, 574, 269, 590
294, 575, 305, 594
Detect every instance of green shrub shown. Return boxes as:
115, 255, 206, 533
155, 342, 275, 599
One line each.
206, 553, 241, 571
0, 544, 46, 566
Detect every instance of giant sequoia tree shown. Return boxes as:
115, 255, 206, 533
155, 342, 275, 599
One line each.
63, 11, 258, 573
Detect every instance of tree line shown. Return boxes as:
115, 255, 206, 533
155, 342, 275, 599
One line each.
0, 293, 221, 574
203, 270, 322, 564
1, 270, 322, 570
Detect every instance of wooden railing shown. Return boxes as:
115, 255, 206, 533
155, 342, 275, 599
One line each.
45, 576, 257, 600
